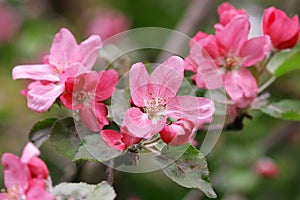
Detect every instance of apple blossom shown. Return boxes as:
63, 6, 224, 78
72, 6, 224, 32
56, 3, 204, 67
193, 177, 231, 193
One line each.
0, 143, 53, 200
60, 70, 118, 132
12, 28, 102, 112
122, 56, 215, 139
185, 13, 271, 107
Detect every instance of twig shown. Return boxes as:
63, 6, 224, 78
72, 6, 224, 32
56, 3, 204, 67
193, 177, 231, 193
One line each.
258, 76, 276, 94
105, 160, 114, 185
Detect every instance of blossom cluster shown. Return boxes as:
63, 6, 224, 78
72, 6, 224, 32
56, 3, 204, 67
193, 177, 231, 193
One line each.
12, 28, 215, 151
0, 143, 54, 200
184, 3, 300, 111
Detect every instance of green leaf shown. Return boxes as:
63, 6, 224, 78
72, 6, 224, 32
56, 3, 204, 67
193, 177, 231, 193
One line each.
53, 181, 116, 200
267, 49, 300, 77
29, 118, 57, 147
153, 144, 217, 198
50, 117, 81, 160
261, 100, 300, 121
74, 134, 122, 162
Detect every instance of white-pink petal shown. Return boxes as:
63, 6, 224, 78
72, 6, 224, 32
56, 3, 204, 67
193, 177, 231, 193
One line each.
26, 82, 65, 112
167, 96, 215, 127
12, 64, 59, 81
129, 62, 150, 107
122, 107, 165, 139
75, 35, 102, 69
48, 28, 77, 70
20, 142, 40, 164
150, 56, 184, 98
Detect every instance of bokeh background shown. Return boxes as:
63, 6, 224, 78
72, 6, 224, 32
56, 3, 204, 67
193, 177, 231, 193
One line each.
0, 0, 300, 199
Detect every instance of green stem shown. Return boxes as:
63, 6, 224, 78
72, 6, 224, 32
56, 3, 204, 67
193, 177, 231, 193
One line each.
258, 76, 276, 94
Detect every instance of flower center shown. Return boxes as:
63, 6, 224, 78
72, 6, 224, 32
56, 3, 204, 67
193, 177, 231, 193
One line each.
74, 91, 94, 104
224, 56, 239, 70
144, 97, 167, 121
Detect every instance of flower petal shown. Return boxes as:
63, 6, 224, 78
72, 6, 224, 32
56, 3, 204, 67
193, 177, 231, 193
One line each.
240, 35, 271, 66
26, 82, 65, 112
129, 62, 150, 107
12, 64, 59, 81
79, 102, 108, 132
101, 130, 126, 151
26, 179, 54, 200
49, 28, 78, 69
216, 15, 250, 54
167, 96, 215, 127
150, 56, 184, 98
224, 69, 257, 108
2, 153, 30, 194
75, 35, 102, 69
95, 70, 119, 101
122, 107, 165, 139
20, 142, 40, 164
27, 157, 49, 179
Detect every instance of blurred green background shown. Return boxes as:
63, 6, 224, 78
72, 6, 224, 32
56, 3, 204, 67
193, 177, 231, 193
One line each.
0, 0, 300, 199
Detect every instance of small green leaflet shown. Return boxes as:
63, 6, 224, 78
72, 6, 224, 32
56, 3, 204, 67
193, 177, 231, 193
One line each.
261, 99, 300, 121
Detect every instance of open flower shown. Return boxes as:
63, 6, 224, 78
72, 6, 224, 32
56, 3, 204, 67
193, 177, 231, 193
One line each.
12, 28, 102, 112
60, 70, 118, 131
122, 56, 215, 139
185, 15, 271, 108
0, 143, 53, 200
263, 7, 300, 50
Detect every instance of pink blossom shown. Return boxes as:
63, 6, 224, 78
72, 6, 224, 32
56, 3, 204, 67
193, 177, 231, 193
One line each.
0, 143, 53, 200
122, 56, 215, 139
12, 28, 102, 112
60, 70, 118, 131
159, 118, 195, 146
263, 7, 300, 50
185, 15, 271, 107
87, 10, 130, 41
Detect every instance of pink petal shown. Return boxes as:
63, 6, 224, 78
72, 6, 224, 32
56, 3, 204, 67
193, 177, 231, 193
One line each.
27, 157, 49, 179
60, 62, 86, 83
129, 62, 150, 107
224, 69, 257, 108
240, 35, 271, 66
75, 35, 102, 69
216, 15, 250, 54
20, 142, 40, 164
217, 2, 247, 26
12, 64, 59, 81
95, 70, 119, 101
2, 153, 30, 194
26, 82, 65, 112
190, 31, 220, 59
26, 179, 54, 200
150, 56, 184, 98
0, 193, 9, 200
79, 102, 109, 132
122, 107, 165, 139
167, 96, 215, 127
101, 130, 126, 151
49, 28, 78, 70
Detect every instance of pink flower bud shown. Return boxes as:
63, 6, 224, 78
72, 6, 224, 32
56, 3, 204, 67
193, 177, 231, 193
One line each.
263, 7, 300, 50
254, 158, 279, 178
159, 119, 195, 146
